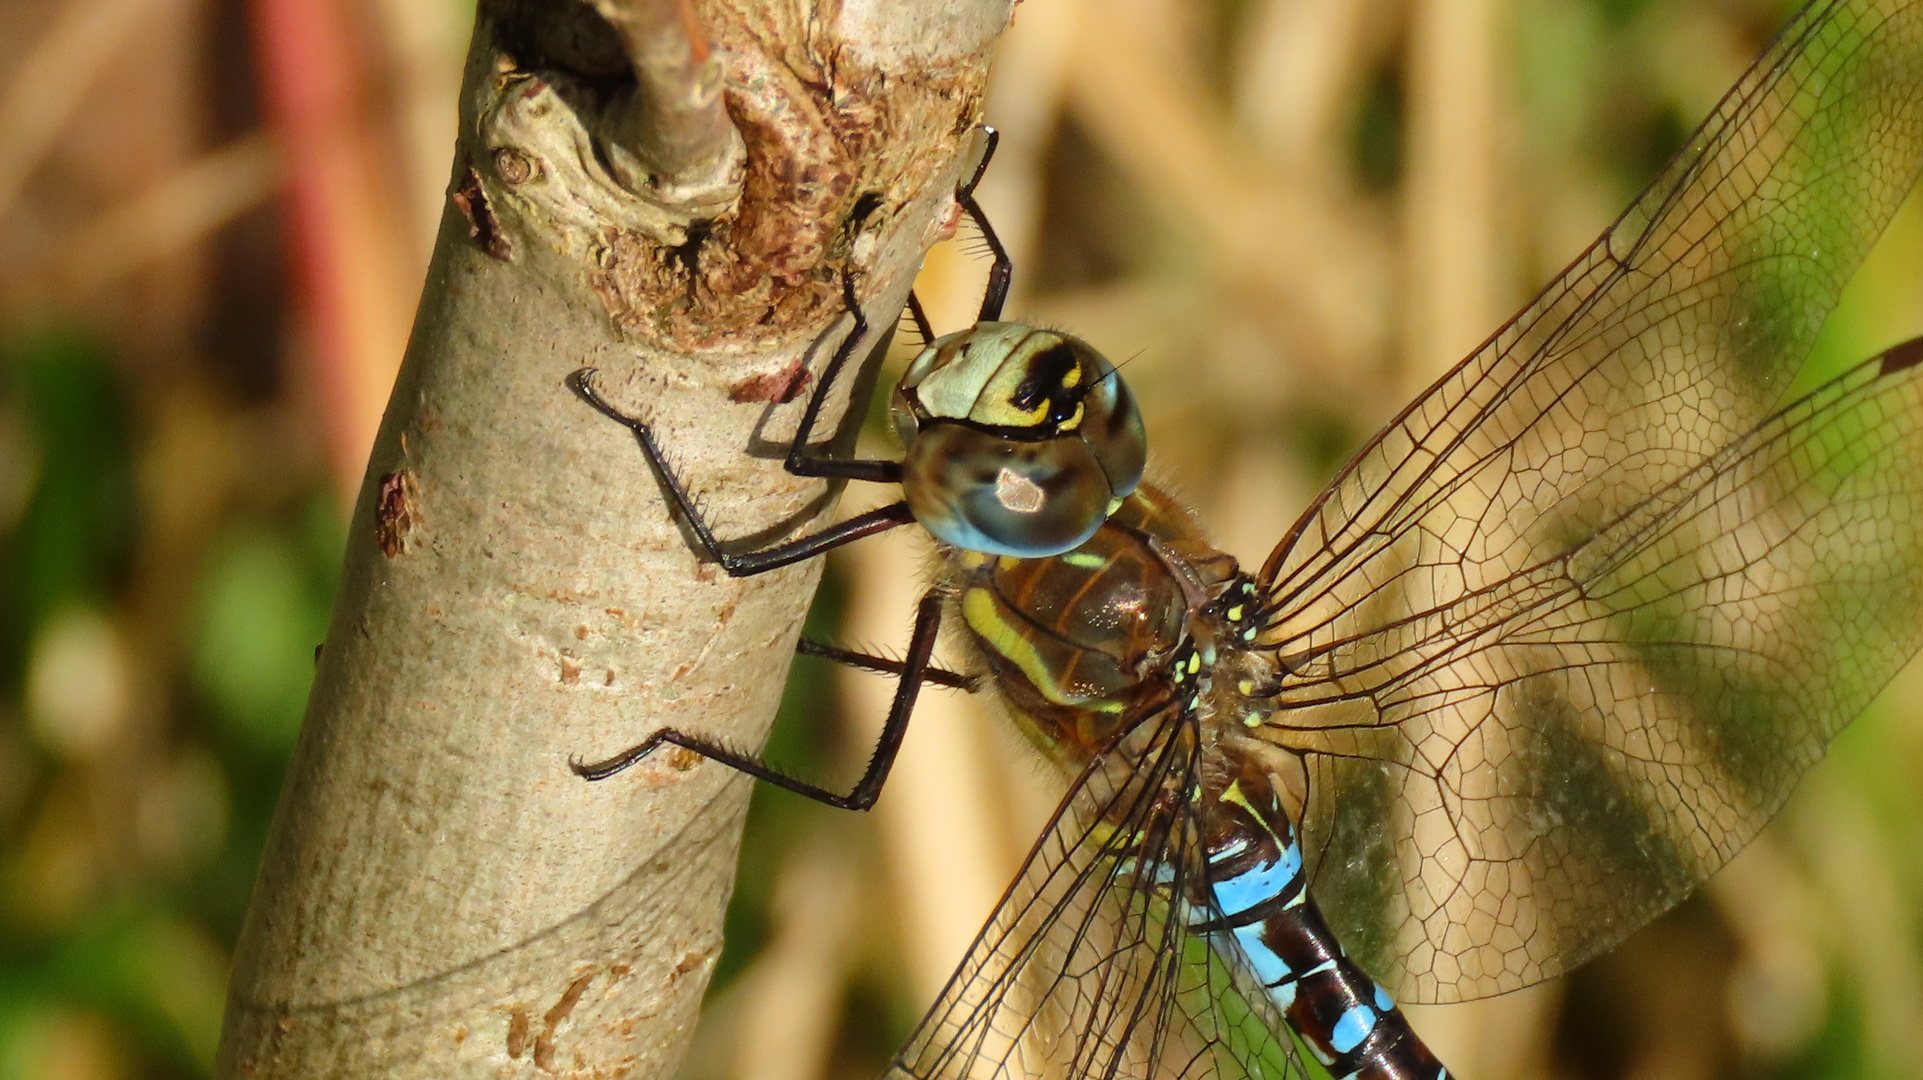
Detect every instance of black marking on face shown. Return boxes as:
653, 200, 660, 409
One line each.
1010, 342, 1087, 429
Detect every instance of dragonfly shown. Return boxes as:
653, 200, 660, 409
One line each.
570, 0, 1923, 1076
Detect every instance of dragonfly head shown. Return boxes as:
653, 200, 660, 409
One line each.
892, 323, 1147, 556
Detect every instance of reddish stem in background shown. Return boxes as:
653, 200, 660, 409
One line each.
249, 0, 414, 509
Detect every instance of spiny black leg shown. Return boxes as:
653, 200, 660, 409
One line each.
959, 127, 1012, 322
705, 502, 914, 574
781, 126, 1005, 476
960, 125, 999, 202
572, 591, 946, 811
781, 272, 903, 483
905, 291, 936, 347
962, 191, 1011, 323
569, 367, 915, 576
798, 637, 977, 691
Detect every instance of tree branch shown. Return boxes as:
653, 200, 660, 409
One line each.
214, 1, 1013, 1075
588, 0, 744, 217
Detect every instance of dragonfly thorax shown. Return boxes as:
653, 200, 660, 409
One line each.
949, 484, 1244, 765
892, 323, 1147, 557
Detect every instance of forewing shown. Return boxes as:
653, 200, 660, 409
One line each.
886, 710, 1306, 1080
1253, 0, 1923, 1005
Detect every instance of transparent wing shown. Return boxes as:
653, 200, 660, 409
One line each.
1252, 0, 1923, 1005
886, 709, 1306, 1080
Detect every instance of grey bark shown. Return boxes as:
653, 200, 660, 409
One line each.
215, 1, 1011, 1076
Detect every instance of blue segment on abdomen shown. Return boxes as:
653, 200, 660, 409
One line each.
1210, 841, 1302, 916
1329, 1005, 1377, 1054
1198, 794, 1447, 1080
1230, 924, 1292, 985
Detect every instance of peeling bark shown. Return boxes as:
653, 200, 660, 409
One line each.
215, 2, 1011, 1076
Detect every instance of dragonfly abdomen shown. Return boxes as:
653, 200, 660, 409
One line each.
1203, 771, 1446, 1080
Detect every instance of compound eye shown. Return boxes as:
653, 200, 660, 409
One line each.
901, 424, 1115, 557
1078, 367, 1147, 498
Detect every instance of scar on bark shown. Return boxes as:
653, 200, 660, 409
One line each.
532, 971, 597, 1070
452, 166, 512, 261
376, 470, 420, 558
729, 357, 810, 402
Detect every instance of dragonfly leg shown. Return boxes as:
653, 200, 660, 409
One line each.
568, 359, 916, 577
778, 271, 907, 484
781, 130, 1005, 473
904, 289, 936, 347
956, 126, 1012, 322
797, 635, 978, 692
570, 126, 1012, 575
572, 591, 945, 811
565, 123, 1015, 572
787, 129, 1009, 479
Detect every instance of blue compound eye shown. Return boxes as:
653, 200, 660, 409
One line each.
890, 325, 1149, 556
900, 423, 1116, 557
1078, 364, 1146, 499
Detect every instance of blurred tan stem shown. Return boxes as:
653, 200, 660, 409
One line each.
1234, 0, 1394, 186
969, 0, 1084, 304
53, 133, 282, 299
1395, 0, 1560, 1073
1402, 0, 1513, 384
214, 2, 1012, 1076
365, 0, 470, 271
1067, 13, 1391, 392
727, 842, 860, 1080
0, 0, 163, 223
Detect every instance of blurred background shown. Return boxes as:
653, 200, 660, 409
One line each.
0, 0, 1918, 1077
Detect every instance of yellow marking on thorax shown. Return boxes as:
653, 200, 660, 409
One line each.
1220, 780, 1281, 841
960, 586, 1123, 713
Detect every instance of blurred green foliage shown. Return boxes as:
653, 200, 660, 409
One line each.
192, 502, 340, 760
0, 328, 343, 1078
1, 335, 136, 680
